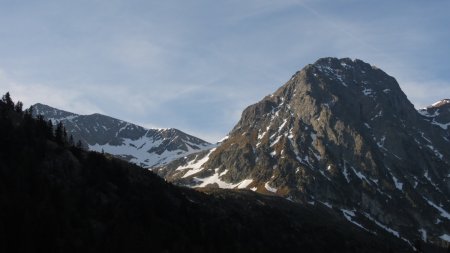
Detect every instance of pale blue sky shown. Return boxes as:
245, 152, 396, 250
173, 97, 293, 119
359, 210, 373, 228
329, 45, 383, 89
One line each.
1, 0, 449, 142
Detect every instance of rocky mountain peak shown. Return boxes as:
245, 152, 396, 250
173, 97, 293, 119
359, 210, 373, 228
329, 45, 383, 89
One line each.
233, 58, 417, 137
159, 57, 450, 246
33, 103, 79, 121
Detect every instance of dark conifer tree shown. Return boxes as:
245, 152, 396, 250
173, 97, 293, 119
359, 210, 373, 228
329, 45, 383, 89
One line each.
63, 126, 68, 144
36, 114, 45, 123
22, 107, 33, 137
46, 120, 54, 140
25, 105, 33, 116
76, 140, 83, 149
1, 92, 14, 109
55, 121, 64, 144
14, 101, 23, 113
68, 135, 74, 146
35, 115, 48, 138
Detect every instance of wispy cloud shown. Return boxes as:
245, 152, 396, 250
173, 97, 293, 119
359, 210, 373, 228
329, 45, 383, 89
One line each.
0, 0, 448, 142
0, 69, 102, 114
291, 1, 450, 108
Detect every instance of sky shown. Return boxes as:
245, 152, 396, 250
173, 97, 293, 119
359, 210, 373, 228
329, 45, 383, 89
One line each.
0, 0, 449, 142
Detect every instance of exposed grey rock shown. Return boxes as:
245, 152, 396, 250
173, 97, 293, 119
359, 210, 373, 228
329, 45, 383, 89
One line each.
158, 57, 450, 247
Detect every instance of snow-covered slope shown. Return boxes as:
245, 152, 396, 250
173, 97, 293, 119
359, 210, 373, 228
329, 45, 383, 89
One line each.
33, 103, 213, 168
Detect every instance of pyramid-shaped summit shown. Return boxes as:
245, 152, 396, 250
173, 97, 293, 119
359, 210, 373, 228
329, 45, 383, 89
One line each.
158, 57, 450, 246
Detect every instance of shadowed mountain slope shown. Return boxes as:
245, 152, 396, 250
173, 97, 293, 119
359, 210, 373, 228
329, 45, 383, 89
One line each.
158, 58, 450, 247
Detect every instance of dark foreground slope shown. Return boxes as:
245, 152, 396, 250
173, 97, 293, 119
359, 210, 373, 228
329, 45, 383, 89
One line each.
0, 94, 414, 253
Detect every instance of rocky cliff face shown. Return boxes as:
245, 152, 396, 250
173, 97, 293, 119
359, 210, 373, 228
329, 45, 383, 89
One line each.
157, 57, 450, 246
32, 103, 213, 168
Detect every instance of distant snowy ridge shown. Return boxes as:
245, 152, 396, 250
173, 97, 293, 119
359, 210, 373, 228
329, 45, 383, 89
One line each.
32, 103, 213, 168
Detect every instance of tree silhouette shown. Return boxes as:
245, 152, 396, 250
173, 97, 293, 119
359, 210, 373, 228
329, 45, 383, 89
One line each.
68, 135, 74, 146
14, 101, 23, 113
55, 121, 65, 144
46, 120, 54, 140
1, 92, 14, 109
63, 127, 68, 144
76, 140, 84, 149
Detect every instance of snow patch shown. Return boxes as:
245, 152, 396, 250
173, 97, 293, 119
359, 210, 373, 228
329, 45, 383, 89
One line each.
195, 168, 235, 188
431, 121, 450, 130
342, 164, 350, 183
424, 170, 442, 192
376, 136, 386, 149
278, 119, 288, 132
351, 167, 371, 185
310, 132, 317, 142
363, 213, 400, 238
178, 148, 216, 178
264, 182, 277, 193
371, 110, 383, 121
362, 88, 374, 96
194, 169, 255, 189
420, 132, 431, 143
237, 179, 254, 189
423, 197, 450, 220
418, 228, 427, 241
440, 234, 450, 242
270, 135, 282, 147
341, 209, 369, 231
319, 201, 332, 209
315, 65, 348, 87
391, 175, 403, 191
218, 135, 229, 143
287, 128, 294, 139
